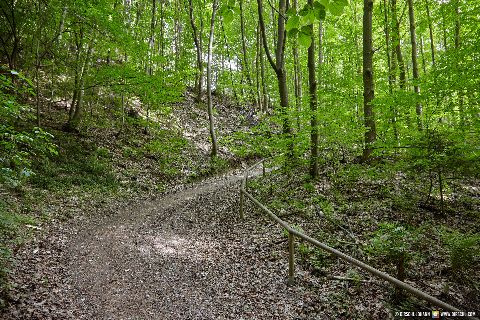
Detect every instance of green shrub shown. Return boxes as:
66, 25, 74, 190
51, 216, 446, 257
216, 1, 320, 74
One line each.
442, 230, 480, 273
0, 71, 57, 189
310, 248, 328, 272
367, 222, 422, 300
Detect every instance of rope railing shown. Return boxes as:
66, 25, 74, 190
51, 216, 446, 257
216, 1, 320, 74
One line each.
239, 157, 478, 319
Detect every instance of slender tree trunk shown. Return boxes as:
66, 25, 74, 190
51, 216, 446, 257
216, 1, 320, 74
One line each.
293, 0, 302, 131
391, 0, 406, 89
317, 20, 324, 84
148, 0, 156, 75
188, 0, 203, 101
69, 27, 83, 122
454, 1, 460, 49
274, 0, 290, 137
223, 25, 237, 99
382, 0, 398, 142
425, 0, 435, 66
221, 21, 238, 100
419, 35, 426, 74
256, 23, 263, 112
1, 1, 20, 70
35, 0, 42, 127
257, 0, 293, 155
239, 0, 255, 104
70, 42, 93, 128
271, 6, 277, 45
159, 0, 165, 70
362, 0, 376, 161
174, 0, 181, 70
307, 0, 318, 179
207, 0, 219, 157
57, 6, 68, 44
407, 0, 422, 129
391, 36, 398, 86
353, 2, 362, 118
382, 0, 393, 93
454, 0, 465, 128
442, 6, 447, 50
259, 24, 268, 110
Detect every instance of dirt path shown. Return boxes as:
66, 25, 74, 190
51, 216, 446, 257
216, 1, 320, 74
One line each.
3, 171, 330, 319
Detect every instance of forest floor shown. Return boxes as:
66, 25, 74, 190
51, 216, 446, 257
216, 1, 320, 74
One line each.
2, 161, 478, 319
1, 166, 382, 320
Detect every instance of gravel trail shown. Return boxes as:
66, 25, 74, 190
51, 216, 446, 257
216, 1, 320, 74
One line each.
3, 171, 326, 319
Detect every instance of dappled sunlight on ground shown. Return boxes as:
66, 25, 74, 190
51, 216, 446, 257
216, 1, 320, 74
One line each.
137, 234, 215, 261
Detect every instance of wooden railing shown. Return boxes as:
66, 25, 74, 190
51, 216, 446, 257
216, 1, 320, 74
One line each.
239, 158, 478, 318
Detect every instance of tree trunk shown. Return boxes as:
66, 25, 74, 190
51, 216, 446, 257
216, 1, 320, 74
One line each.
239, 0, 254, 104
317, 20, 324, 84
188, 0, 203, 101
419, 35, 426, 74
442, 8, 447, 51
159, 0, 165, 70
362, 0, 376, 161
454, 0, 465, 128
35, 0, 43, 127
255, 23, 263, 112
391, 0, 406, 89
382, 0, 398, 142
68, 42, 93, 130
68, 27, 84, 123
221, 21, 238, 100
352, 3, 362, 118
307, 0, 318, 179
407, 0, 422, 129
259, 24, 268, 110
275, 0, 293, 151
271, 6, 277, 45
382, 0, 393, 93
257, 0, 293, 155
148, 0, 156, 75
425, 0, 435, 66
174, 0, 181, 70
293, 0, 302, 131
207, 0, 219, 157
1, 1, 20, 70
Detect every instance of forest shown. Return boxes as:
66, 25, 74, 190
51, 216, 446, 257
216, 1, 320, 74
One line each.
0, 0, 479, 318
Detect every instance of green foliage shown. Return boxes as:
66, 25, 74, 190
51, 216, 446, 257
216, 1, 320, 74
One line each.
367, 222, 424, 291
220, 121, 276, 158
303, 182, 315, 193
187, 156, 230, 180
30, 142, 117, 192
442, 229, 480, 273
309, 247, 328, 272
0, 71, 57, 189
286, 0, 347, 46
286, 2, 325, 48
142, 130, 189, 177
368, 223, 416, 262
219, 0, 239, 25
316, 198, 334, 217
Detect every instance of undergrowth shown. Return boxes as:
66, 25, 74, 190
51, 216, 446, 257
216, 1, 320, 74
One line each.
248, 155, 480, 314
